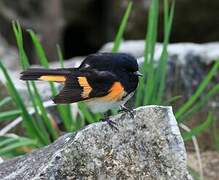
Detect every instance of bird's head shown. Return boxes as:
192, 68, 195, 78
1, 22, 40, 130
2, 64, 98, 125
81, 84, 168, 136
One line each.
79, 52, 142, 77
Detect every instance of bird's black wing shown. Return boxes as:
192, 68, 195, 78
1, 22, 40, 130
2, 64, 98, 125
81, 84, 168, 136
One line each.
53, 70, 121, 104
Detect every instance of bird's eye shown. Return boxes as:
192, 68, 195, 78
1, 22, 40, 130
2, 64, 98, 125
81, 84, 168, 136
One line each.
82, 64, 90, 69
80, 63, 90, 70
83, 64, 90, 68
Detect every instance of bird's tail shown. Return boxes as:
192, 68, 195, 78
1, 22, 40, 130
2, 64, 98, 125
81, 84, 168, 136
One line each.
20, 68, 73, 82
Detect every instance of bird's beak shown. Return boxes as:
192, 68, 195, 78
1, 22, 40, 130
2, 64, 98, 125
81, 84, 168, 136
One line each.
134, 71, 143, 77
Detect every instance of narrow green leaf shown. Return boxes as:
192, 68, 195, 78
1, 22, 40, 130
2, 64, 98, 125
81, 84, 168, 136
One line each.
112, 1, 133, 52
178, 84, 219, 122
57, 44, 64, 68
155, 0, 175, 104
28, 30, 49, 67
135, 70, 144, 107
135, 0, 159, 105
0, 110, 21, 121
0, 97, 12, 107
12, 21, 51, 145
0, 138, 17, 148
12, 21, 29, 68
31, 85, 58, 140
78, 103, 97, 124
182, 113, 214, 141
28, 30, 57, 95
176, 59, 219, 119
20, 26, 57, 141
164, 95, 182, 105
56, 45, 75, 131
0, 61, 40, 140
0, 137, 37, 155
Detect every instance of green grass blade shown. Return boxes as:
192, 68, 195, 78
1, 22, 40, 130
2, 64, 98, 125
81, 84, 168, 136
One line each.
155, 0, 175, 104
24, 29, 58, 140
28, 30, 57, 95
0, 61, 35, 137
145, 0, 159, 104
112, 1, 133, 52
182, 112, 214, 141
0, 137, 17, 148
78, 103, 97, 124
13, 22, 42, 112
144, 0, 159, 65
73, 114, 85, 131
176, 59, 219, 119
135, 67, 145, 107
13, 22, 41, 116
28, 30, 57, 94
164, 95, 182, 105
56, 45, 75, 131
57, 45, 64, 68
0, 110, 21, 121
28, 30, 49, 67
12, 21, 29, 68
29, 31, 75, 132
31, 85, 58, 140
135, 0, 159, 106
0, 137, 37, 155
12, 21, 51, 145
29, 29, 76, 133
178, 84, 219, 122
0, 97, 12, 107
13, 21, 52, 142
0, 61, 40, 140
59, 105, 75, 131
26, 82, 51, 144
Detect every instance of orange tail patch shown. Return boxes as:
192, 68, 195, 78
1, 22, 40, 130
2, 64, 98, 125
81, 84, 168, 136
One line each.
38, 75, 66, 82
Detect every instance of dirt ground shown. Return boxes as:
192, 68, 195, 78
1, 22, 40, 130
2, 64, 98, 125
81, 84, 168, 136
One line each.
187, 151, 219, 180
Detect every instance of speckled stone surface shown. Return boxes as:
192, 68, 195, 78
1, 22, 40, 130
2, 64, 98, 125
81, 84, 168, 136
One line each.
0, 106, 192, 180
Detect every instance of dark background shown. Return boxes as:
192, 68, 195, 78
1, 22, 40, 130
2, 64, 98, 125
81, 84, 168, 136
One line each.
0, 0, 218, 63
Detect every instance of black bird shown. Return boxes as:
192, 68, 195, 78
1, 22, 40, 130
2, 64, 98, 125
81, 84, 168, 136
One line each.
20, 53, 142, 128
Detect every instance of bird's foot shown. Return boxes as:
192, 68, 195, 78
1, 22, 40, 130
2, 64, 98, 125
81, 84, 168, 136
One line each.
101, 117, 119, 132
119, 105, 134, 119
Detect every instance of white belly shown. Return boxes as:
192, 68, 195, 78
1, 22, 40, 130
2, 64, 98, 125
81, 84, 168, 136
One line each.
85, 92, 134, 113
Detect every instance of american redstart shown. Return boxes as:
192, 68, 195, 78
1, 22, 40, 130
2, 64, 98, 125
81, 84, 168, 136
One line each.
20, 53, 142, 128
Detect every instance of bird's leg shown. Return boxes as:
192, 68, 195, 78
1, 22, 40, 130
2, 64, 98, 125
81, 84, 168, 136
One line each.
101, 112, 119, 132
119, 105, 134, 119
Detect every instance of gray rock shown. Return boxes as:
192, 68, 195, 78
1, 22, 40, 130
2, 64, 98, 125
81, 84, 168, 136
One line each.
101, 41, 219, 65
0, 106, 192, 180
0, 34, 19, 70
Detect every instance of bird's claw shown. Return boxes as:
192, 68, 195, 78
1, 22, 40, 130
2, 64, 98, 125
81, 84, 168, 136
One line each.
119, 105, 134, 118
101, 118, 119, 132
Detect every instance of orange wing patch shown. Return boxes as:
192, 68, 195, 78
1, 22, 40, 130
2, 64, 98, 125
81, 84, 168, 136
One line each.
39, 75, 66, 82
78, 77, 92, 98
101, 82, 126, 101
